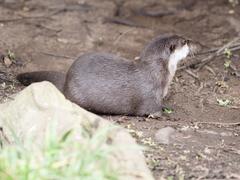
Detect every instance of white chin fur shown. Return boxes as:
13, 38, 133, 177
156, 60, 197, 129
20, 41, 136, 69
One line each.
168, 44, 189, 75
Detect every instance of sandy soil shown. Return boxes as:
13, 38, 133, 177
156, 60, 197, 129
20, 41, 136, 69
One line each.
0, 0, 240, 179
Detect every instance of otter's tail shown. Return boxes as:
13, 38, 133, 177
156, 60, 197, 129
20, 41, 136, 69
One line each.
17, 71, 66, 91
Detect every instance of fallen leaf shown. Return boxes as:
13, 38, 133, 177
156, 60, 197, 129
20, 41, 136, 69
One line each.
217, 99, 231, 107
163, 107, 174, 114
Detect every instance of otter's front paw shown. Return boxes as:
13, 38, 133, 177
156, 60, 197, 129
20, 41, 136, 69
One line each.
148, 111, 162, 119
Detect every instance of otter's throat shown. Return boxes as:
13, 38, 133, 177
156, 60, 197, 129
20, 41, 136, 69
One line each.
168, 44, 189, 76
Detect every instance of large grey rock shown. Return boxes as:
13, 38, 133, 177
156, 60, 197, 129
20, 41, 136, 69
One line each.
0, 81, 154, 180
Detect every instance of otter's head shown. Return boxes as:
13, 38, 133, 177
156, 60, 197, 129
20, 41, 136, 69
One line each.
140, 34, 201, 63
166, 35, 202, 75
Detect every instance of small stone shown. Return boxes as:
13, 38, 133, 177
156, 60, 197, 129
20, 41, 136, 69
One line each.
204, 147, 211, 154
57, 38, 69, 44
134, 56, 140, 60
220, 132, 232, 136
23, 6, 30, 11
198, 129, 218, 135
3, 56, 12, 67
229, 10, 235, 14
154, 127, 175, 144
180, 125, 190, 131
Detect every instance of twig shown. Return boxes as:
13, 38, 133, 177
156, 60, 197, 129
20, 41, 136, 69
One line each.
223, 147, 240, 155
25, 22, 62, 33
227, 45, 240, 52
228, 105, 240, 109
179, 38, 240, 71
0, 16, 50, 23
113, 29, 133, 45
197, 42, 240, 55
195, 121, 240, 127
136, 8, 175, 17
113, 0, 125, 17
216, 37, 240, 54
197, 37, 240, 71
184, 69, 199, 80
204, 65, 216, 75
0, 9, 62, 23
174, 14, 206, 25
0, 17, 27, 23
104, 17, 145, 28
40, 52, 75, 59
82, 20, 93, 37
134, 2, 176, 17
195, 82, 204, 95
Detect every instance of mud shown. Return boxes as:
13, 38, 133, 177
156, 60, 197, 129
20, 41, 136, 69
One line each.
0, 0, 240, 179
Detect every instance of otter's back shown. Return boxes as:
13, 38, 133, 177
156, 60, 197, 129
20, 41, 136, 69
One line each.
64, 52, 142, 115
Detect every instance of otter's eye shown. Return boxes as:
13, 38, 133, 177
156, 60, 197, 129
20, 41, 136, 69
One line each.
169, 44, 176, 52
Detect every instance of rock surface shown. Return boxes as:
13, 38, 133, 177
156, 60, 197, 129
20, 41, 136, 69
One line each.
0, 81, 154, 180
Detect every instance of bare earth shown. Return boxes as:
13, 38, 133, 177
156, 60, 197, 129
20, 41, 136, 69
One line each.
0, 0, 240, 179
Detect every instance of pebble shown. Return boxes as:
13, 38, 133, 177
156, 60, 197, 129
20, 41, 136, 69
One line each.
154, 127, 175, 144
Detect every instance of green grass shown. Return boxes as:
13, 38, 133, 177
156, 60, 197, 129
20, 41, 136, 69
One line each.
0, 122, 119, 180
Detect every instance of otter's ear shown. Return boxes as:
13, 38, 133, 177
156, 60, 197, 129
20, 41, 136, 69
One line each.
169, 44, 176, 52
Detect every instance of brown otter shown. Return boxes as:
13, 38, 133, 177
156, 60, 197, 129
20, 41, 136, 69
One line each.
17, 35, 201, 118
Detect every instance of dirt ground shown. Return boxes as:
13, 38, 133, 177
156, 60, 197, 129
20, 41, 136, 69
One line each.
0, 0, 240, 179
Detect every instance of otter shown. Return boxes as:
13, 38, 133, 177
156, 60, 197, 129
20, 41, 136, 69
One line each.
17, 35, 201, 118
